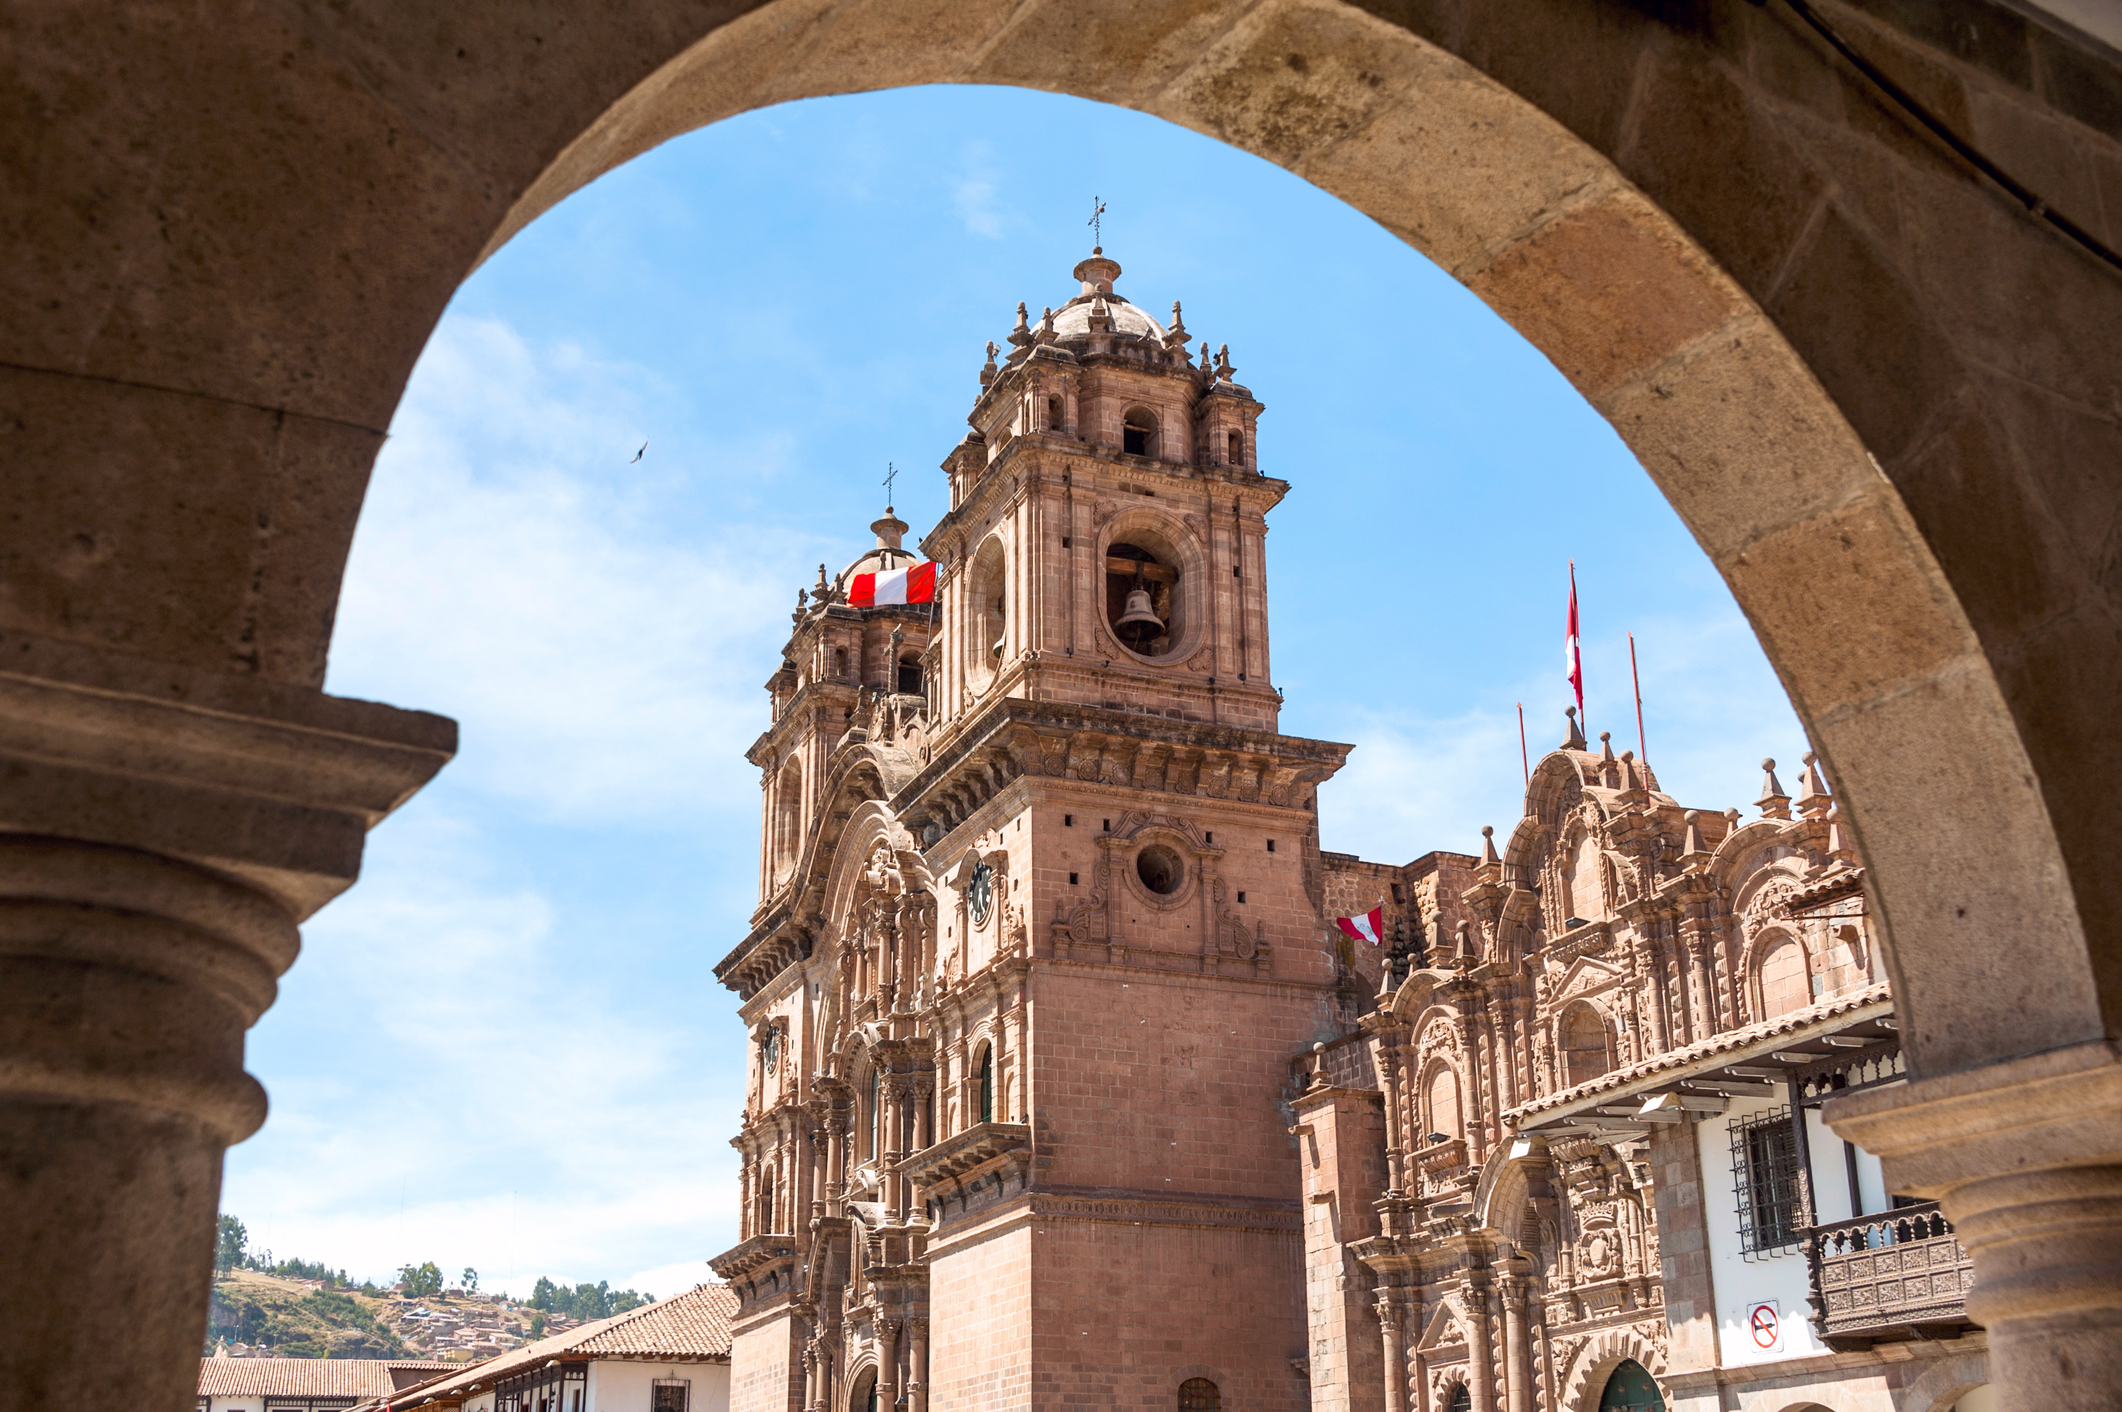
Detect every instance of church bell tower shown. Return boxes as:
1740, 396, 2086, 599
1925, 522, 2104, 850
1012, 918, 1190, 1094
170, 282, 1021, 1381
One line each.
714, 248, 1357, 1412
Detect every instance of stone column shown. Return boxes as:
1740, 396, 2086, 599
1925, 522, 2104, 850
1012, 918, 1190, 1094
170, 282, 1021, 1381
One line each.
0, 639, 451, 1412
878, 1316, 901, 1412
1464, 1273, 1493, 1412
1375, 1289, 1406, 1412
1373, 1025, 1408, 1195
1498, 1277, 1530, 1412
1828, 1041, 2122, 1412
908, 1316, 929, 1412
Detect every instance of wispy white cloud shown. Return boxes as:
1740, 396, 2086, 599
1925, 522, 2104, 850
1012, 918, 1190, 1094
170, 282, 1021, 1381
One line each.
226, 806, 743, 1291
951, 140, 1007, 239
1312, 608, 1809, 866
326, 315, 826, 825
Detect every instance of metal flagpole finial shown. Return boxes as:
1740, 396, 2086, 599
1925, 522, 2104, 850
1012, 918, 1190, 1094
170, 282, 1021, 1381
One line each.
1088, 196, 1107, 251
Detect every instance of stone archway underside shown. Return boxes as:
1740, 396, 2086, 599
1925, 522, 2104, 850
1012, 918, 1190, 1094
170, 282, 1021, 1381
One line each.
4, 2, 2121, 1410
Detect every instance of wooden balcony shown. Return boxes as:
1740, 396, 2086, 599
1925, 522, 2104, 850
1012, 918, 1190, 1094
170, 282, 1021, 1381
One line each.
1806, 1201, 1977, 1347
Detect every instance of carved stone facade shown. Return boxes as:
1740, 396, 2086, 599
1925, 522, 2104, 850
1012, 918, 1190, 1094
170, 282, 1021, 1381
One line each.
712, 250, 1357, 1412
709, 247, 1958, 1412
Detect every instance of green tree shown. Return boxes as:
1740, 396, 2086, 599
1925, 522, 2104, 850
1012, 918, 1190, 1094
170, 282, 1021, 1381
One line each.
461, 1267, 479, 1295
216, 1215, 248, 1273
529, 1312, 546, 1338
396, 1261, 444, 1298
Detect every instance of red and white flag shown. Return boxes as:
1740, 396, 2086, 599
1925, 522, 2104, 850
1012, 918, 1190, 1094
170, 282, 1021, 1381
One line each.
1334, 905, 1386, 947
849, 561, 936, 607
1565, 561, 1583, 716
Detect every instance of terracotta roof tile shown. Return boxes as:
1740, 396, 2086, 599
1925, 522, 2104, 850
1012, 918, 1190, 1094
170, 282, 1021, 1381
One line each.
199, 1361, 456, 1399
363, 1285, 736, 1410
1509, 981, 1894, 1122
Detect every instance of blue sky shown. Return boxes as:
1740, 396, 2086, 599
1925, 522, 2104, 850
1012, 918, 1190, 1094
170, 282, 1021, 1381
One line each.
219, 85, 1805, 1297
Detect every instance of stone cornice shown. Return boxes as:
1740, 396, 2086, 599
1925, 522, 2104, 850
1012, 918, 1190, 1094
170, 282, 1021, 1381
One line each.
0, 627, 453, 918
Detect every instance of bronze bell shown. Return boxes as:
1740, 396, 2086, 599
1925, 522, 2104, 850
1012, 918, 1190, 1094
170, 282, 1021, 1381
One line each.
1115, 585, 1165, 647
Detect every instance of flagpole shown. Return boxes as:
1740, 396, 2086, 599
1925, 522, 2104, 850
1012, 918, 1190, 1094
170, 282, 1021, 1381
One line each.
1517, 701, 1530, 787
1629, 632, 1648, 768
1568, 558, 1582, 735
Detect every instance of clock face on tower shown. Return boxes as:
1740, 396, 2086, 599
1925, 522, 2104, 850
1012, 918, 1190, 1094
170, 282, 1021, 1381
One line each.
968, 861, 994, 926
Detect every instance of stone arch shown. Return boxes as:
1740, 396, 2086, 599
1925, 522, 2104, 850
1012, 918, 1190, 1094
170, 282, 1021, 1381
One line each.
1559, 1000, 1614, 1089
1417, 1057, 1464, 1145
430, 0, 2105, 1082
1894, 1346, 1993, 1412
965, 533, 1009, 694
14, 2, 2122, 1402
1750, 925, 1812, 1021
1558, 1327, 1669, 1412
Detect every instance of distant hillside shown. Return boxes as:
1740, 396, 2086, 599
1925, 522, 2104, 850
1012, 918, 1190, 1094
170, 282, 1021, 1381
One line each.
207, 1271, 595, 1361
209, 1272, 413, 1359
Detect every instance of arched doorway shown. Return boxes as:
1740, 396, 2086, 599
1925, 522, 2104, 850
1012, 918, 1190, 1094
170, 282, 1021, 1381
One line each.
1597, 1360, 1664, 1412
7, 4, 2121, 1410
850, 1369, 877, 1412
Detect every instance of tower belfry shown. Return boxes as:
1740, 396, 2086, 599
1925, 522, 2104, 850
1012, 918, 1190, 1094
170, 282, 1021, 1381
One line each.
714, 249, 1354, 1412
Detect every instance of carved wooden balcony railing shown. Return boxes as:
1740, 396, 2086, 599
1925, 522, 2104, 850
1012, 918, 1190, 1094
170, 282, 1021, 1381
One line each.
1806, 1201, 1975, 1346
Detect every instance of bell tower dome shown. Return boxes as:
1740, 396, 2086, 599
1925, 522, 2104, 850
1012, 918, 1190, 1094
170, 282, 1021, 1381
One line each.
925, 247, 1280, 734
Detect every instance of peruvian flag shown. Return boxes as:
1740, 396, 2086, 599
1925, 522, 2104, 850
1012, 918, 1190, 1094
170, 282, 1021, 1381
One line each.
849, 561, 936, 607
1334, 905, 1386, 947
1565, 561, 1583, 716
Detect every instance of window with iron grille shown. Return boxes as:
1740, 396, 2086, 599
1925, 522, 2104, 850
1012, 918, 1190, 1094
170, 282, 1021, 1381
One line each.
652, 1381, 690, 1412
1731, 1105, 1808, 1256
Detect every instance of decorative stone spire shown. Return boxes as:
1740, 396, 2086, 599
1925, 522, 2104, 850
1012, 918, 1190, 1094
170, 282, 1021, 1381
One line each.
1454, 919, 1479, 968
1214, 343, 1236, 382
1757, 757, 1792, 820
1167, 299, 1189, 350
1795, 750, 1833, 819
1037, 306, 1057, 342
1681, 809, 1705, 860
980, 339, 998, 386
1562, 706, 1588, 750
1826, 803, 1856, 862
1008, 301, 1033, 349
1480, 824, 1499, 865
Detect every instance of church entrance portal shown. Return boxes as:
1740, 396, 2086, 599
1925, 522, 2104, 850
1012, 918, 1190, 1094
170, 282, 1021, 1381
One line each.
1597, 1361, 1665, 1412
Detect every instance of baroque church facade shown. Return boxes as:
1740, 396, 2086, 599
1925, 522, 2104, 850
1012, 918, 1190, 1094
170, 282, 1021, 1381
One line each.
709, 251, 1925, 1412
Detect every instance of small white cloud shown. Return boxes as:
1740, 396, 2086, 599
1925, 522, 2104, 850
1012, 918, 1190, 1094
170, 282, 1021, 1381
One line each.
326, 315, 835, 825
1309, 606, 1807, 867
223, 805, 744, 1287
951, 140, 1006, 239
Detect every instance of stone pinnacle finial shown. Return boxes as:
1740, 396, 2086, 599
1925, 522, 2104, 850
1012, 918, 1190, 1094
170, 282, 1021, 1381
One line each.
1758, 757, 1792, 819
1795, 750, 1833, 818
980, 339, 998, 387
1480, 825, 1499, 866
1008, 301, 1033, 349
1563, 706, 1588, 750
1599, 730, 1616, 762
1681, 809, 1705, 857
1455, 919, 1479, 967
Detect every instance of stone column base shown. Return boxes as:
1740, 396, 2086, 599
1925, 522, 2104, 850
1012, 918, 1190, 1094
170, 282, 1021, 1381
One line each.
1827, 1041, 2122, 1412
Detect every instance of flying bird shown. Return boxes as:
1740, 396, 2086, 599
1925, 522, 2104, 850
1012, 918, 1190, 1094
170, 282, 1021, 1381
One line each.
630, 441, 648, 464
